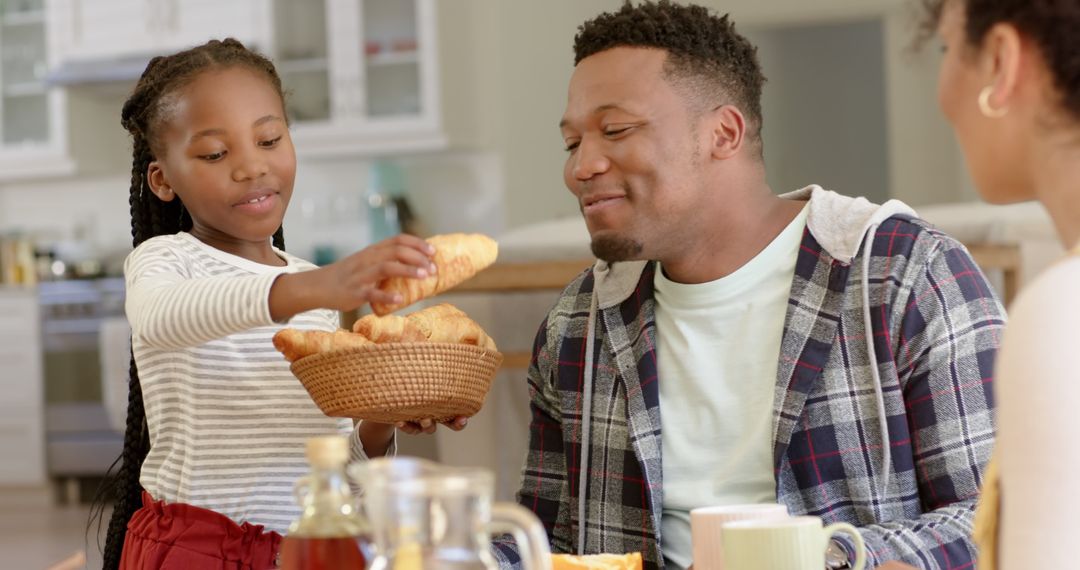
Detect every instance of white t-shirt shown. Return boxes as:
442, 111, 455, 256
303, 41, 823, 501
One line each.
996, 253, 1080, 569
125, 232, 375, 533
656, 205, 808, 569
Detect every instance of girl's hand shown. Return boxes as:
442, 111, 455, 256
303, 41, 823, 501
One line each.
318, 234, 436, 311
270, 234, 436, 320
396, 416, 469, 435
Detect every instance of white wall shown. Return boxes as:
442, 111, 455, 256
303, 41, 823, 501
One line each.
882, 4, 977, 207
748, 19, 889, 201
435, 0, 962, 230
0, 174, 132, 264
439, 0, 626, 229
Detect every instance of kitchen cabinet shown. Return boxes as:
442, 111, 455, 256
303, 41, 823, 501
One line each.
0, 0, 74, 180
273, 0, 444, 157
2, 0, 443, 181
45, 0, 271, 65
0, 289, 45, 486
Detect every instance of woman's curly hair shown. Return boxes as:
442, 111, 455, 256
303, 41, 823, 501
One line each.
573, 0, 767, 138
922, 0, 1080, 120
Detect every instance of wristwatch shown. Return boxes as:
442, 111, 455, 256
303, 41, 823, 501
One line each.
825, 539, 850, 569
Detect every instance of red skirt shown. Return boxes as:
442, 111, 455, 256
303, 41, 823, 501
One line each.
119, 491, 283, 570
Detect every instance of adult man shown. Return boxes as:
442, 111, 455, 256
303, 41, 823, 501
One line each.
493, 2, 1002, 569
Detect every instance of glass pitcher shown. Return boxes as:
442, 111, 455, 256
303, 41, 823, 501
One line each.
349, 457, 551, 570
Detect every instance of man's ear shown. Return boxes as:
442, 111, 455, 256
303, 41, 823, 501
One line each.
146, 161, 175, 202
709, 104, 747, 160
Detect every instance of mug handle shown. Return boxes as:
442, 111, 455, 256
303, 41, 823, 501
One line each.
822, 522, 866, 570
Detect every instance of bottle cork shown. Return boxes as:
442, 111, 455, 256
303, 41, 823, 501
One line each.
305, 435, 349, 469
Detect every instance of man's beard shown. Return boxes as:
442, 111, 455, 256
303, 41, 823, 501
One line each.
590, 234, 644, 262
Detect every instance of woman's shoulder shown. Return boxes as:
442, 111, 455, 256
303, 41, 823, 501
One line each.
1011, 255, 1080, 319
997, 255, 1080, 372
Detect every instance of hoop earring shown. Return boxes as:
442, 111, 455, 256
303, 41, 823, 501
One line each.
978, 86, 1008, 119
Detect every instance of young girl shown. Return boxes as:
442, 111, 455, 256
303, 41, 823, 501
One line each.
100, 38, 461, 569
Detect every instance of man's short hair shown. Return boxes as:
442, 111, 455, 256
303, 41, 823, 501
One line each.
573, 0, 767, 141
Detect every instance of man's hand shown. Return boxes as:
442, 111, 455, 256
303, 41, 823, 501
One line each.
355, 416, 468, 454
397, 416, 469, 435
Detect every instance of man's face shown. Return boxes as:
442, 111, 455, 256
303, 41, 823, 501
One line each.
560, 47, 708, 263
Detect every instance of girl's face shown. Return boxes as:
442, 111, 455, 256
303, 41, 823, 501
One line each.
148, 66, 296, 251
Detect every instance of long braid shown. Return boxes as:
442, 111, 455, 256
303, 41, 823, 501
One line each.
273, 227, 285, 250
94, 38, 287, 570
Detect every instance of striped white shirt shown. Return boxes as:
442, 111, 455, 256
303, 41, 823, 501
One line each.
124, 232, 383, 533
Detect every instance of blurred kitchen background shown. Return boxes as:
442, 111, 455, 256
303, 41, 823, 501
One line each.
0, 0, 1062, 566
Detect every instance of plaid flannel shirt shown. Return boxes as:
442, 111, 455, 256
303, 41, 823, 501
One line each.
494, 215, 1003, 570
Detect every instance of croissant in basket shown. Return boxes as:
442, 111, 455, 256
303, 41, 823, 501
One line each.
275, 304, 497, 364
354, 303, 498, 352
272, 329, 373, 363
371, 233, 498, 315
277, 304, 502, 423
351, 314, 426, 344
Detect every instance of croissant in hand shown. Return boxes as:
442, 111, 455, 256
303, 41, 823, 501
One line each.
371, 233, 498, 315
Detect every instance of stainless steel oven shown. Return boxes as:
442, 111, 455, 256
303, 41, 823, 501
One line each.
38, 278, 125, 502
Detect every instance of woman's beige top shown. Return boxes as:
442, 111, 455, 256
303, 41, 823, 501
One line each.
977, 247, 1080, 569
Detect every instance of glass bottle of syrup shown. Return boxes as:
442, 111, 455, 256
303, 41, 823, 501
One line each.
279, 435, 370, 569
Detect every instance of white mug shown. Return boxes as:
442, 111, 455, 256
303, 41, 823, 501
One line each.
720, 516, 866, 570
690, 504, 789, 570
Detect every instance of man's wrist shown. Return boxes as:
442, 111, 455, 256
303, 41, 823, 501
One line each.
825, 538, 851, 569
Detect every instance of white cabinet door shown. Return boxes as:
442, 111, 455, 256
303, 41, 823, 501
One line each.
0, 291, 45, 485
0, 334, 41, 407
285, 0, 444, 157
160, 0, 270, 54
0, 0, 76, 180
48, 0, 269, 63
47, 0, 155, 62
0, 409, 46, 485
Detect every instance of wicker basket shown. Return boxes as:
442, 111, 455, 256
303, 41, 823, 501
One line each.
290, 343, 503, 423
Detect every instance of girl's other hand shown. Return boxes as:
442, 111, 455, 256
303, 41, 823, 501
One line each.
396, 416, 469, 435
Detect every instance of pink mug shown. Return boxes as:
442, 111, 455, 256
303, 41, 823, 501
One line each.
690, 503, 790, 570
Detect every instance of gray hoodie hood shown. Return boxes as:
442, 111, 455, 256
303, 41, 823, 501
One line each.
574, 185, 917, 556
589, 185, 917, 308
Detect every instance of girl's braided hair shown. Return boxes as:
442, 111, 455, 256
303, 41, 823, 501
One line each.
93, 38, 287, 569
